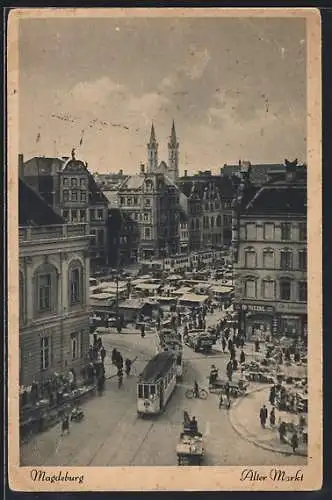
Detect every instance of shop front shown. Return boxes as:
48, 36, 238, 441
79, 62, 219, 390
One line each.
234, 302, 275, 340
275, 302, 307, 339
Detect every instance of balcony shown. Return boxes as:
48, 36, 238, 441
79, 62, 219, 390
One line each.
19, 223, 89, 243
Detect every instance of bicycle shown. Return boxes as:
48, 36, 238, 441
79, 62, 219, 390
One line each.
185, 387, 208, 400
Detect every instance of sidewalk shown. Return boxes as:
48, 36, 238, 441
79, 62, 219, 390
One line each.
228, 385, 308, 457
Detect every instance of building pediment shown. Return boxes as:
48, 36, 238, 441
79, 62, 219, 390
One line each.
62, 159, 87, 174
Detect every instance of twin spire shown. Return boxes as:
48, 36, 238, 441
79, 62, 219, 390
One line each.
148, 120, 177, 146
147, 120, 179, 182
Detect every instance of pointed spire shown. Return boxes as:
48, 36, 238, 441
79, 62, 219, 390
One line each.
170, 119, 177, 145
149, 122, 157, 145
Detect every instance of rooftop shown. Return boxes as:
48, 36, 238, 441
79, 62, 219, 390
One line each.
139, 352, 175, 384
19, 178, 65, 226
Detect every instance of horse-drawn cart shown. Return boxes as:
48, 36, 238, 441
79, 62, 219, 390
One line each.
209, 377, 249, 397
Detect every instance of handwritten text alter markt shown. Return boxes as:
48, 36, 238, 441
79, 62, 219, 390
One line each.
240, 468, 304, 482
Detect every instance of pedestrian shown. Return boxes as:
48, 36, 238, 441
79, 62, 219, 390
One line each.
291, 432, 299, 453
61, 414, 70, 436
226, 360, 233, 381
117, 368, 123, 389
269, 407, 276, 427
221, 337, 226, 352
269, 385, 276, 406
240, 349, 245, 365
218, 392, 224, 409
255, 339, 260, 352
279, 421, 287, 442
232, 358, 238, 371
141, 325, 145, 338
259, 404, 268, 428
228, 338, 233, 352
230, 346, 236, 361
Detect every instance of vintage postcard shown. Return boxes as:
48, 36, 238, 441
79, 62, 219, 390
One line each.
7, 7, 322, 491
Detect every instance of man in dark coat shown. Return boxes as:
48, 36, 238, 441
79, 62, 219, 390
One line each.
221, 337, 226, 352
259, 405, 268, 428
240, 349, 245, 365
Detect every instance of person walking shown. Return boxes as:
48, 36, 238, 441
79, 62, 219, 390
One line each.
117, 368, 123, 389
259, 405, 268, 428
61, 414, 70, 436
141, 324, 145, 338
269, 407, 276, 427
240, 349, 245, 365
226, 360, 233, 381
221, 337, 226, 353
291, 432, 299, 453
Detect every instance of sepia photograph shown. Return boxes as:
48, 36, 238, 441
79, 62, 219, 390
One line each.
7, 7, 322, 491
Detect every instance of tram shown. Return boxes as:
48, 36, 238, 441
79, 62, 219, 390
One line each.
158, 330, 184, 378
137, 352, 177, 417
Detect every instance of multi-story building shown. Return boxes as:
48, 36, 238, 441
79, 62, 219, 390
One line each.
232, 160, 307, 340
19, 151, 109, 273
117, 123, 182, 261
93, 170, 126, 191
19, 179, 91, 387
107, 208, 140, 267
221, 160, 287, 186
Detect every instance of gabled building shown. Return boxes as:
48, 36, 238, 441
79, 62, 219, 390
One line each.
232, 160, 307, 340
19, 151, 109, 273
19, 179, 90, 388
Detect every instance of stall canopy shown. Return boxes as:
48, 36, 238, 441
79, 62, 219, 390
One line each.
210, 285, 234, 294
171, 287, 194, 296
178, 293, 209, 304
134, 283, 162, 291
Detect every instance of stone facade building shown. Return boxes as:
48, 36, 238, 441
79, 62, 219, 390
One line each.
19, 179, 91, 387
19, 152, 109, 273
232, 160, 307, 340
107, 208, 140, 267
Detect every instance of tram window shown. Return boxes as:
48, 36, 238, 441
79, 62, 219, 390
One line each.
150, 385, 156, 395
143, 385, 149, 399
138, 384, 143, 398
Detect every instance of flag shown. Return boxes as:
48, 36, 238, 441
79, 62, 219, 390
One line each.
36, 132, 41, 143
79, 129, 85, 146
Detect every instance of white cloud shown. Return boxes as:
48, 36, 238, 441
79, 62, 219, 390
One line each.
71, 77, 126, 107
184, 48, 211, 80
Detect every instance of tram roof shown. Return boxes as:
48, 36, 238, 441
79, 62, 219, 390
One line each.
138, 352, 175, 384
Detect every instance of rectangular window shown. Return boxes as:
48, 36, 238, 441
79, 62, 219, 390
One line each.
39, 274, 51, 311
70, 268, 81, 304
298, 281, 307, 302
263, 280, 275, 299
143, 385, 149, 399
138, 384, 143, 398
71, 178, 78, 187
97, 229, 104, 246
63, 190, 69, 202
120, 197, 125, 206
264, 223, 274, 240
280, 251, 292, 270
280, 280, 291, 301
145, 199, 151, 207
63, 177, 69, 187
71, 209, 78, 222
245, 251, 256, 268
298, 250, 307, 270
281, 222, 291, 241
63, 210, 69, 221
144, 227, 151, 239
144, 213, 149, 221
134, 197, 138, 205
80, 209, 86, 221
246, 223, 256, 240
80, 191, 87, 202
80, 330, 84, 358
97, 209, 103, 219
263, 251, 274, 268
71, 190, 78, 201
90, 209, 95, 220
150, 385, 156, 395
299, 223, 307, 241
80, 178, 86, 187
40, 336, 50, 370
245, 280, 256, 298
127, 198, 132, 206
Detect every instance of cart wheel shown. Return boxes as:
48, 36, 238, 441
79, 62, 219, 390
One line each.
199, 389, 208, 400
185, 388, 194, 399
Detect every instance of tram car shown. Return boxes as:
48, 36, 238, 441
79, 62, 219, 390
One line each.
137, 352, 177, 417
158, 330, 184, 378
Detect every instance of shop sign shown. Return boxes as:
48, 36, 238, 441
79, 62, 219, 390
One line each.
241, 303, 274, 313
276, 302, 307, 314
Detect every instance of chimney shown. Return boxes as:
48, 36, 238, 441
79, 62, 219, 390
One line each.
85, 162, 88, 169
119, 169, 123, 176
18, 153, 24, 177
140, 163, 145, 174
184, 169, 188, 177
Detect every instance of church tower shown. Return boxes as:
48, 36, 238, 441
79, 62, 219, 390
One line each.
168, 120, 179, 183
147, 123, 158, 173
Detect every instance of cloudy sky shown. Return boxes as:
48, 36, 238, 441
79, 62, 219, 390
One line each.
19, 15, 306, 174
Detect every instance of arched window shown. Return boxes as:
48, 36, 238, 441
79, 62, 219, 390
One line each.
244, 247, 257, 268
68, 260, 84, 306
33, 263, 58, 315
216, 215, 221, 227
